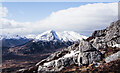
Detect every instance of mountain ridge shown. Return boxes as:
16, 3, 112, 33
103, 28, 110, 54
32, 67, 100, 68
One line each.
1, 30, 87, 42
30, 30, 87, 42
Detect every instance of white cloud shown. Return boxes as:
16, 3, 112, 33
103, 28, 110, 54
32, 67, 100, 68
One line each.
0, 3, 118, 36
37, 3, 118, 34
0, 6, 8, 18
0, 4, 31, 35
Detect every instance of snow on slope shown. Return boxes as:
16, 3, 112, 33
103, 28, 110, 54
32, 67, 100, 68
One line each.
0, 30, 87, 42
25, 34, 36, 39
0, 34, 26, 40
58, 31, 87, 42
112, 44, 120, 48
35, 30, 87, 42
36, 30, 60, 41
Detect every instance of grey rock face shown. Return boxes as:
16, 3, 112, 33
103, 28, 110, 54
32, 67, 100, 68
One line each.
78, 41, 96, 52
91, 20, 120, 49
77, 41, 101, 66
105, 51, 120, 63
36, 49, 69, 66
38, 66, 48, 72
37, 40, 101, 72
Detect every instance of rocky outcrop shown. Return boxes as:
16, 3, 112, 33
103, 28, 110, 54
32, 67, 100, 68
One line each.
60, 59, 120, 73
35, 40, 101, 72
88, 20, 120, 49
77, 41, 101, 66
105, 51, 120, 63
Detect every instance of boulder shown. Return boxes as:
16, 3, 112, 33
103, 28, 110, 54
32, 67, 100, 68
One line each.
78, 40, 96, 52
105, 51, 120, 63
77, 41, 101, 66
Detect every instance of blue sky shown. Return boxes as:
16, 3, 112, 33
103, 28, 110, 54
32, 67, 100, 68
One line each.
0, 2, 118, 36
1, 0, 119, 2
2, 2, 104, 22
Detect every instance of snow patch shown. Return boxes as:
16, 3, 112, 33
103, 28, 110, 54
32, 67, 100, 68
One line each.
63, 50, 79, 58
112, 44, 120, 48
43, 50, 80, 67
26, 34, 36, 39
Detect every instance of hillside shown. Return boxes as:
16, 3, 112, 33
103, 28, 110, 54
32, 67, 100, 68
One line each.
16, 20, 120, 73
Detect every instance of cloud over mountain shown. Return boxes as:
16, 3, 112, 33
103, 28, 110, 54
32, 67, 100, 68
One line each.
0, 3, 118, 36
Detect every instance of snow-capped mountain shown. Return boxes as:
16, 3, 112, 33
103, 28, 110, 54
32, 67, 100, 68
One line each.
36, 30, 60, 41
0, 34, 26, 40
35, 30, 87, 42
1, 30, 87, 42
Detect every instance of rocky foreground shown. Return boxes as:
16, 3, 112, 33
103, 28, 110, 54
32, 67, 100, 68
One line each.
16, 20, 120, 73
